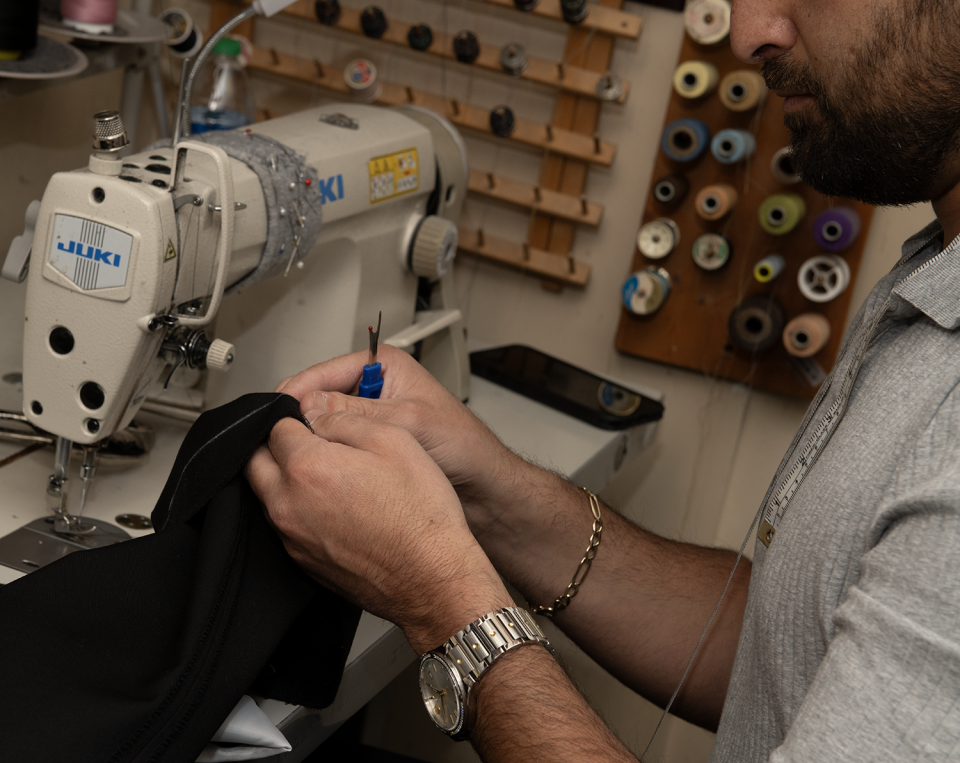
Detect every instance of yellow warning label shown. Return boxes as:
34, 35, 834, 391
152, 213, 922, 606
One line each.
164, 240, 177, 261
368, 148, 419, 204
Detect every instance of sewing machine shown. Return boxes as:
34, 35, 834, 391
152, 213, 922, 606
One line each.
2, 101, 470, 534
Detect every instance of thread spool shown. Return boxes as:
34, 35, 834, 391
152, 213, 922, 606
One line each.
728, 295, 786, 353
1, 0, 41, 59
662, 119, 711, 163
360, 6, 387, 38
652, 174, 689, 206
673, 60, 719, 99
314, 0, 341, 26
695, 184, 738, 221
500, 43, 527, 76
343, 59, 381, 103
513, 0, 539, 10
622, 267, 671, 315
759, 193, 806, 235
692, 233, 731, 271
489, 106, 515, 137
798, 255, 850, 303
160, 8, 202, 58
637, 219, 680, 260
711, 129, 756, 164
783, 313, 831, 357
753, 254, 785, 283
407, 23, 433, 51
596, 72, 624, 102
453, 30, 480, 63
61, 0, 117, 35
813, 207, 861, 252
719, 70, 766, 111
771, 146, 802, 184
684, 0, 731, 46
560, 0, 589, 24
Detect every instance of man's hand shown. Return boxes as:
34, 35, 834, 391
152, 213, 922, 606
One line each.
246, 408, 512, 654
275, 345, 524, 538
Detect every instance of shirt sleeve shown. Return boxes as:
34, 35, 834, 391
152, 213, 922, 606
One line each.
770, 388, 960, 761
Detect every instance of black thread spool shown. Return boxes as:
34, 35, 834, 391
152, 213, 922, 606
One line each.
560, 0, 588, 24
360, 6, 387, 39
407, 23, 433, 51
315, 0, 341, 26
453, 30, 480, 64
0, 0, 40, 58
513, 0, 539, 10
728, 295, 785, 354
652, 173, 689, 207
489, 106, 516, 137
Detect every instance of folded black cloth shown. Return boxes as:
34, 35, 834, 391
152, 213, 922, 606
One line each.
0, 393, 361, 763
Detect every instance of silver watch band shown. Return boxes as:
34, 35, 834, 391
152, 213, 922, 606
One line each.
441, 606, 550, 690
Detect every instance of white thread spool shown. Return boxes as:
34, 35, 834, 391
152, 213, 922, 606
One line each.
637, 219, 680, 260
797, 255, 850, 303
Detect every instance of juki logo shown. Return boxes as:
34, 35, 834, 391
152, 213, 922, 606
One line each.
318, 174, 345, 205
57, 240, 122, 267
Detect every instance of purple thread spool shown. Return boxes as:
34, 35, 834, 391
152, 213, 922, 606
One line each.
814, 207, 860, 252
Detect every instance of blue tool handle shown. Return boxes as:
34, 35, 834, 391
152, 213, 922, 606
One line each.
359, 362, 383, 399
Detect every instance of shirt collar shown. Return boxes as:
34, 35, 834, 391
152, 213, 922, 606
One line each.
893, 220, 960, 329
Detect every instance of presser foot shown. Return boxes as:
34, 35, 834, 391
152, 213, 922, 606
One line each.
0, 516, 131, 575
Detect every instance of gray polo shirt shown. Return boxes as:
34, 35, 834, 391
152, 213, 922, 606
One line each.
712, 221, 960, 762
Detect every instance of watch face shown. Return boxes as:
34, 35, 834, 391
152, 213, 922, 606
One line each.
419, 654, 464, 734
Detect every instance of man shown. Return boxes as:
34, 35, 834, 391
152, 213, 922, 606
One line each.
248, 0, 960, 759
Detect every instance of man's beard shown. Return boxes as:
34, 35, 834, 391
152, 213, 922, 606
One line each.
760, 4, 960, 207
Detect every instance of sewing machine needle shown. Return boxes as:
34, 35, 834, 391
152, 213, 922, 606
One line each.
359, 312, 383, 399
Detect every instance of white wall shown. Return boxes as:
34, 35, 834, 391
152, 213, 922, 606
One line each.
0, 1, 934, 760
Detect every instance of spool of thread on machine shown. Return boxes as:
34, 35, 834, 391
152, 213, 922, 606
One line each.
783, 313, 831, 357
0, 0, 40, 60
61, 0, 117, 35
161, 8, 203, 58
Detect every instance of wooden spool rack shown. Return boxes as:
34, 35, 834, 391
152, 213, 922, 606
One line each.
209, 0, 640, 289
614, 35, 874, 399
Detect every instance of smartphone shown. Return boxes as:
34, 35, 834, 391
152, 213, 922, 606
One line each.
470, 345, 663, 431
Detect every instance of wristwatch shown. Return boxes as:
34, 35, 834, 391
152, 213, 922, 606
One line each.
418, 606, 551, 740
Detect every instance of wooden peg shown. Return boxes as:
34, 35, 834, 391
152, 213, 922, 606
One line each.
568, 256, 576, 274
451, 100, 460, 117
522, 243, 531, 261
313, 59, 324, 78
270, 48, 280, 66
487, 172, 495, 189
477, 229, 485, 248
557, 62, 566, 81
406, 86, 415, 103
546, 125, 553, 142
580, 196, 588, 215
593, 134, 601, 154
534, 186, 542, 202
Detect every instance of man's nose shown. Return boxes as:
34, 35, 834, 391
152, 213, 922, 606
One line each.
729, 0, 798, 63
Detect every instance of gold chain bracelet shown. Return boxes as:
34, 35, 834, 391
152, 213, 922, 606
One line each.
529, 487, 603, 618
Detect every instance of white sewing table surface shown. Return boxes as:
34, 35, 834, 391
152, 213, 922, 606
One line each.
0, 374, 657, 760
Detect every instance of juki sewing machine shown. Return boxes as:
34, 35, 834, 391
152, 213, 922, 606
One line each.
1, 99, 470, 542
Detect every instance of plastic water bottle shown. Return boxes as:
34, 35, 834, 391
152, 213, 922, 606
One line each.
190, 37, 255, 133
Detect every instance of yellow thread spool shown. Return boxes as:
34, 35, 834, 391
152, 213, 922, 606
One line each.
695, 184, 738, 221
719, 70, 767, 112
754, 254, 785, 283
673, 61, 720, 100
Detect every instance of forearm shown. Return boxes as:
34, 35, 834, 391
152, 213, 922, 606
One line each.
471, 644, 636, 763
467, 457, 750, 730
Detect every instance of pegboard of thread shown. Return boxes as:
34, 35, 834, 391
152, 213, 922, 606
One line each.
614, 5, 873, 399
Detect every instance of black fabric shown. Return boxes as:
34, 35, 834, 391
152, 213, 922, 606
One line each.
0, 393, 361, 763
